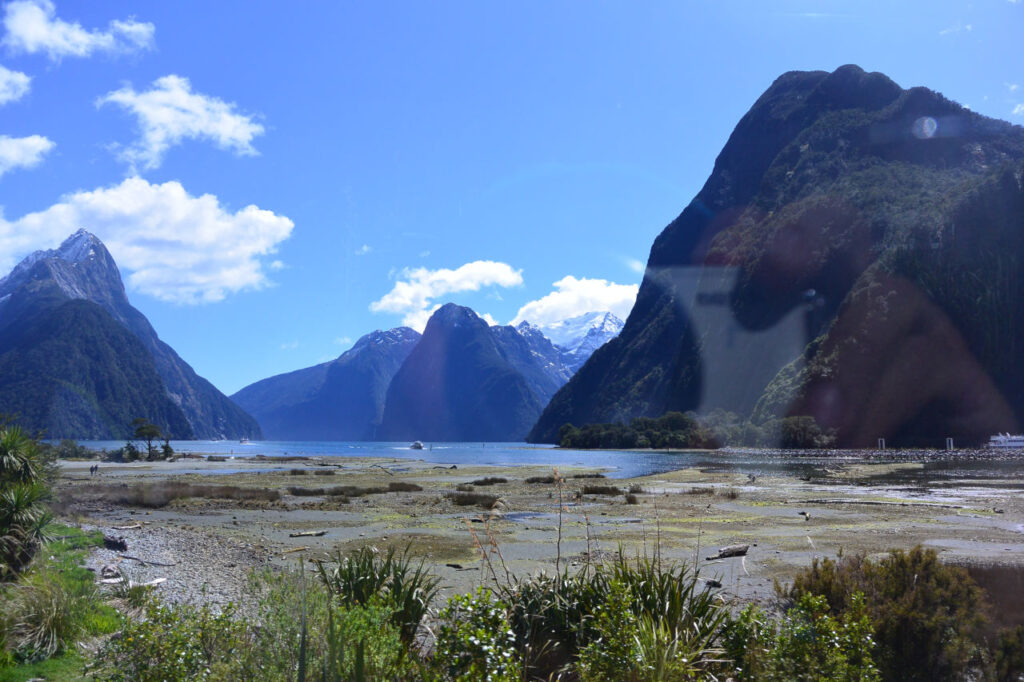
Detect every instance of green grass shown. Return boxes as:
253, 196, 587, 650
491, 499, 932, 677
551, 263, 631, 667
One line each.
0, 650, 88, 681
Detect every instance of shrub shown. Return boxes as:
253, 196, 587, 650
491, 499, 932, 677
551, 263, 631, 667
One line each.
779, 415, 835, 449
95, 600, 248, 681
723, 593, 880, 681
470, 477, 507, 486
580, 485, 622, 496
625, 494, 639, 505
3, 568, 87, 661
289, 468, 308, 475
433, 587, 522, 681
112, 482, 280, 508
0, 426, 54, 580
445, 491, 498, 508
313, 546, 440, 645
525, 476, 555, 484
387, 481, 422, 492
783, 546, 993, 681
313, 469, 336, 476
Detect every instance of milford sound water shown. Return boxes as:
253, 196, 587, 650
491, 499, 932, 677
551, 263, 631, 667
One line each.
73, 440, 1024, 486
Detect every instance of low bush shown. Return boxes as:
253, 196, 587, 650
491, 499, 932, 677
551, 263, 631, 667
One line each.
570, 473, 606, 479
455, 483, 474, 492
112, 482, 280, 508
288, 486, 326, 496
288, 468, 308, 475
580, 485, 622, 496
625, 493, 639, 505
525, 476, 555, 484
782, 546, 998, 681
470, 477, 507, 486
724, 592, 879, 681
313, 546, 440, 645
446, 491, 498, 508
433, 587, 522, 681
387, 481, 423, 492
313, 469, 336, 476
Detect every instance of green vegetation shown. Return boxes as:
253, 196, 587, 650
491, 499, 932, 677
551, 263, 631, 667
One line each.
0, 299, 194, 440
558, 410, 834, 449
779, 546, 1024, 681
0, 426, 54, 581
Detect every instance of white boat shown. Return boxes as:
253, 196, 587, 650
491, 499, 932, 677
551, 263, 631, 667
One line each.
239, 437, 250, 444
987, 433, 1024, 448
410, 441, 424, 450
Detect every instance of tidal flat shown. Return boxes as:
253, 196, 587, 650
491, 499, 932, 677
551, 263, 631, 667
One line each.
55, 450, 1024, 622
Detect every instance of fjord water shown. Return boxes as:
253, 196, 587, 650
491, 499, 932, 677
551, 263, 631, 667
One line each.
73, 440, 1024, 484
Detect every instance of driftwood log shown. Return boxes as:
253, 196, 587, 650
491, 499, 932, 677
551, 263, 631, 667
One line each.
103, 535, 128, 552
288, 530, 327, 538
706, 544, 749, 561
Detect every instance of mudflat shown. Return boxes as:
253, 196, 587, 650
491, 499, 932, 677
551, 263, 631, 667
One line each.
55, 449, 1024, 612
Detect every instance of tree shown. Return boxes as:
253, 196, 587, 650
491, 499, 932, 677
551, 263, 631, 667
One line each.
132, 418, 163, 461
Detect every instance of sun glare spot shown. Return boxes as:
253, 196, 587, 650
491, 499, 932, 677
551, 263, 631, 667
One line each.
912, 116, 938, 139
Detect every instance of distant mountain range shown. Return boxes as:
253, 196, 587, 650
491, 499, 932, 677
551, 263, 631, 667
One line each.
529, 64, 1024, 447
0, 230, 261, 440
232, 305, 623, 441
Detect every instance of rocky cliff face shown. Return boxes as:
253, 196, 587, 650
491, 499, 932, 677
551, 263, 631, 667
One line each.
0, 231, 261, 439
530, 65, 1024, 446
231, 327, 421, 440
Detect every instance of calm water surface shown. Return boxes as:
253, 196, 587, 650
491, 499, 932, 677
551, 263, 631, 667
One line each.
73, 440, 1024, 482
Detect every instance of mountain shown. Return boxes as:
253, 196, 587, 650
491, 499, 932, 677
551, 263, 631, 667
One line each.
530, 312, 625, 372
231, 327, 421, 440
378, 304, 546, 441
529, 65, 1024, 446
0, 230, 261, 439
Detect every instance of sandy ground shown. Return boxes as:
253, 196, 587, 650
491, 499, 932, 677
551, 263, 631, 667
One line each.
55, 451, 1024, 613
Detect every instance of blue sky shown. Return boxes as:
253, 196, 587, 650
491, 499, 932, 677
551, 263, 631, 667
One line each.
0, 0, 1021, 394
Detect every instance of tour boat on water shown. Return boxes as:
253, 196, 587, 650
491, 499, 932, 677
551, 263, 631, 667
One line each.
988, 433, 1024, 448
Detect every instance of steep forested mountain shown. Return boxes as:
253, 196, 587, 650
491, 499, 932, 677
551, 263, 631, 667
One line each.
530, 65, 1024, 447
378, 304, 545, 441
0, 231, 261, 439
231, 328, 421, 440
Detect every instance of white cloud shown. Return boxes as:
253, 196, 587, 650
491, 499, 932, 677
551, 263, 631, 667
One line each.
625, 257, 644, 274
0, 177, 294, 303
480, 312, 499, 326
0, 64, 30, 105
511, 276, 638, 327
1007, 83, 1020, 92
334, 336, 352, 347
268, 259, 285, 270
939, 22, 971, 35
370, 260, 523, 330
0, 134, 54, 177
97, 75, 264, 171
1014, 103, 1024, 116
280, 340, 299, 350
418, 250, 430, 258
1, 0, 153, 60
354, 244, 371, 256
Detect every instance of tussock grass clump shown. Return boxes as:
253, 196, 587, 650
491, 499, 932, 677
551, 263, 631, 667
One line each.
471, 477, 507, 486
686, 486, 714, 495
526, 476, 555, 484
720, 488, 739, 500
446, 491, 498, 508
625, 494, 639, 505
287, 486, 325, 496
455, 484, 474, 492
570, 473, 606, 479
628, 484, 645, 494
314, 546, 441, 646
387, 481, 422, 492
288, 468, 308, 475
581, 485, 622, 496
113, 482, 280, 508
313, 469, 336, 476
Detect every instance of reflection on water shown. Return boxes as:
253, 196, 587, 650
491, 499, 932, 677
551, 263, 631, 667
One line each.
965, 563, 1024, 628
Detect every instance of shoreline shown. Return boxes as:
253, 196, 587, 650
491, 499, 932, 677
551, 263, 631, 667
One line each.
55, 449, 1024, 620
